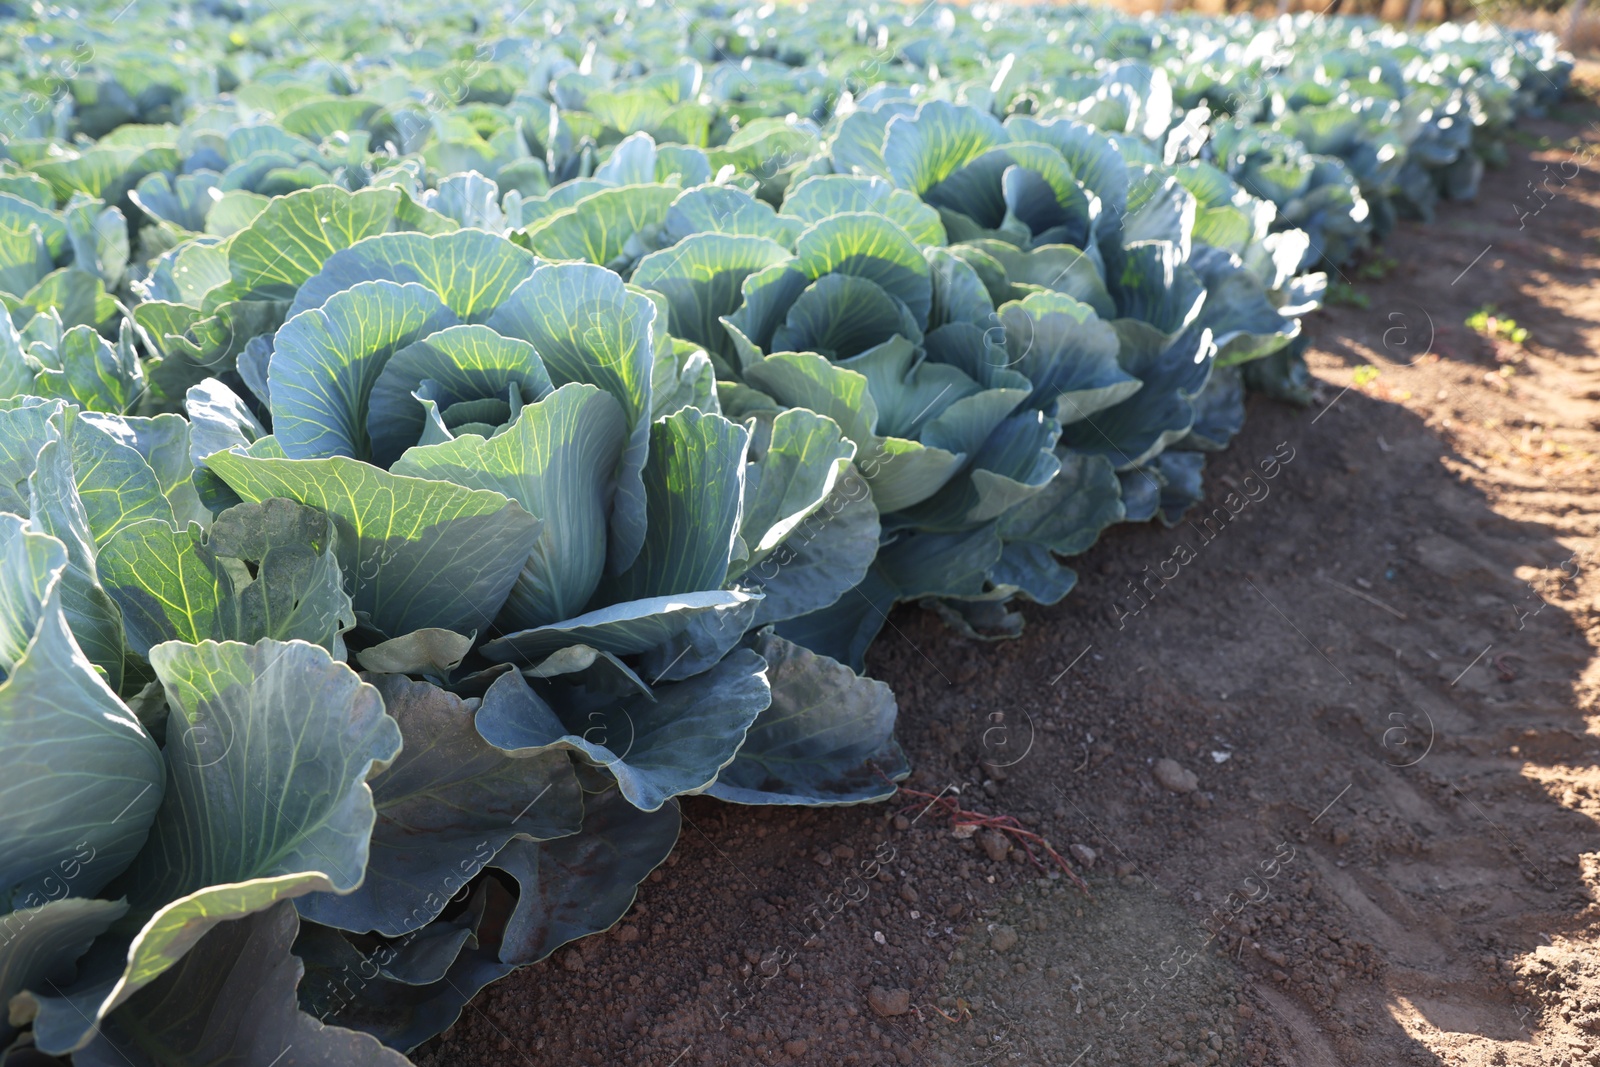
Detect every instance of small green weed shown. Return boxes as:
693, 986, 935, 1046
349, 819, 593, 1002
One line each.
1466, 305, 1529, 346
1355, 254, 1398, 281
1327, 281, 1370, 308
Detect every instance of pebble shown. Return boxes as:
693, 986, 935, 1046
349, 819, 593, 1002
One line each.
978, 829, 1012, 863
867, 986, 911, 1017
1154, 758, 1200, 794
990, 924, 1019, 953
1069, 843, 1098, 867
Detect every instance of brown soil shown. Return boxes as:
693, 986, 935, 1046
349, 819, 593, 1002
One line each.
415, 79, 1600, 1067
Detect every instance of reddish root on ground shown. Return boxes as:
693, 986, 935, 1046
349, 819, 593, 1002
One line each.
887, 777, 1092, 895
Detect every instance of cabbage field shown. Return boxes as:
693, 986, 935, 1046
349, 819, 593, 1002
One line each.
0, 0, 1575, 1062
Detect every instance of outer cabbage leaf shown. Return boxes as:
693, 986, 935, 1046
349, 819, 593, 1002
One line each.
708, 633, 908, 805
661, 184, 799, 246
291, 888, 516, 1053
474, 650, 770, 812
73, 902, 410, 1067
79, 412, 210, 530
491, 786, 680, 964
780, 175, 947, 246
98, 499, 354, 657
0, 898, 128, 1047
737, 466, 880, 628
897, 408, 1062, 532
203, 451, 538, 638
480, 589, 756, 665
771, 564, 899, 673
1057, 324, 1213, 470
228, 186, 452, 302
296, 674, 582, 937
287, 230, 537, 323
19, 638, 401, 1056
352, 629, 474, 678
997, 451, 1126, 556
0, 515, 162, 912
517, 184, 677, 270
24, 428, 129, 691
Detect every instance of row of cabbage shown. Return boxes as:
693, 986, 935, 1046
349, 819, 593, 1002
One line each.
0, 1, 1571, 1063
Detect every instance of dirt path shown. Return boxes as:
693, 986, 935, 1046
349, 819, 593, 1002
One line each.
420, 82, 1600, 1067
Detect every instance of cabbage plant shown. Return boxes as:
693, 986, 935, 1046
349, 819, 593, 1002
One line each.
0, 241, 907, 1057
0, 0, 1569, 1058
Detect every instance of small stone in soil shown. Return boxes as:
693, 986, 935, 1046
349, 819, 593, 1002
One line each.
1153, 758, 1200, 794
991, 925, 1020, 953
1069, 843, 1097, 867
867, 986, 912, 1017
978, 829, 1011, 863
